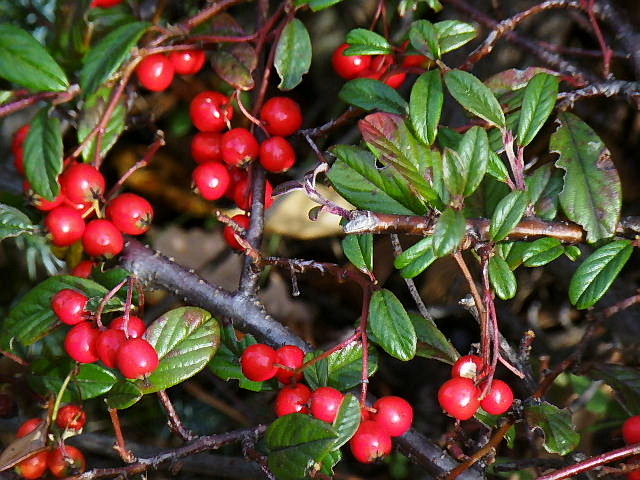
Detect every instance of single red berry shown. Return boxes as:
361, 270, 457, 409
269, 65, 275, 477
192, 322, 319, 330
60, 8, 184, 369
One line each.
110, 315, 147, 339
349, 420, 393, 464
402, 54, 430, 69
623, 416, 640, 444
51, 289, 89, 326
96, 328, 127, 368
221, 128, 260, 167
629, 471, 640, 480
438, 377, 481, 421
310, 387, 344, 423
46, 206, 86, 247
260, 97, 303, 137
12, 124, 30, 175
16, 418, 43, 438
275, 345, 305, 384
15, 451, 49, 479
480, 379, 514, 415
191, 132, 223, 164
384, 70, 407, 89
47, 445, 86, 478
65, 322, 100, 364
106, 193, 154, 235
91, 0, 123, 7
225, 167, 247, 199
193, 161, 231, 201
275, 383, 312, 417
259, 136, 297, 173
136, 54, 175, 92
232, 177, 274, 211
71, 260, 95, 278
82, 219, 124, 258
190, 91, 234, 132
59, 163, 106, 204
56, 405, 87, 431
223, 214, 250, 251
372, 396, 413, 437
332, 43, 372, 79
65, 199, 95, 219
240, 343, 278, 382
117, 338, 159, 379
169, 49, 206, 75
24, 181, 64, 211
451, 355, 484, 380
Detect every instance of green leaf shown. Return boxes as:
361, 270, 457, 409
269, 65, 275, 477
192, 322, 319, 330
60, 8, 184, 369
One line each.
551, 112, 621, 243
408, 20, 440, 59
75, 363, 118, 399
535, 168, 563, 220
332, 394, 361, 449
0, 204, 35, 240
80, 21, 150, 95
303, 351, 329, 390
590, 364, 640, 415
525, 402, 580, 455
410, 313, 459, 364
368, 289, 416, 361
396, 237, 437, 278
106, 381, 143, 409
526, 163, 552, 205
432, 207, 466, 257
522, 238, 564, 267
434, 20, 477, 54
345, 28, 392, 55
458, 127, 490, 197
0, 25, 69, 92
516, 73, 559, 147
564, 245, 581, 261
137, 307, 221, 393
294, 0, 345, 11
339, 78, 408, 115
303, 342, 377, 391
490, 190, 529, 242
410, 70, 443, 146
476, 409, 516, 448
212, 44, 256, 91
504, 241, 531, 270
24, 108, 63, 201
488, 152, 510, 183
274, 18, 311, 91
444, 70, 506, 128
568, 240, 633, 309
342, 234, 373, 274
489, 256, 517, 300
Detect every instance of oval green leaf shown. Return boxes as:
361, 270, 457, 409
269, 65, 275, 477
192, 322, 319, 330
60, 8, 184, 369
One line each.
432, 207, 466, 257
339, 78, 408, 115
411, 313, 459, 364
525, 402, 580, 455
489, 255, 517, 300
516, 73, 559, 147
24, 108, 63, 201
342, 233, 373, 274
345, 28, 392, 55
331, 394, 361, 449
106, 381, 143, 410
522, 237, 564, 267
274, 18, 311, 91
0, 204, 35, 240
410, 70, 443, 146
368, 289, 416, 361
444, 70, 506, 128
490, 190, 529, 242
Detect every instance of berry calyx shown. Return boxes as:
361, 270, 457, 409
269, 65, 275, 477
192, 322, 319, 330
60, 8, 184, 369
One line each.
136, 53, 175, 92
17, 418, 43, 438
310, 386, 344, 423
51, 289, 89, 326
191, 132, 223, 164
106, 193, 154, 235
259, 136, 297, 173
260, 97, 303, 137
623, 416, 640, 444
59, 163, 106, 204
240, 343, 278, 382
96, 328, 127, 368
110, 315, 147, 339
24, 181, 64, 211
47, 445, 86, 478
232, 176, 274, 211
190, 91, 234, 132
64, 322, 100, 364
56, 405, 87, 431
46, 206, 85, 247
71, 260, 96, 278
275, 345, 305, 384
275, 383, 312, 417
480, 379, 514, 416
349, 420, 393, 464
193, 162, 231, 201
372, 396, 413, 437
332, 43, 372, 79
223, 214, 251, 251
451, 355, 484, 380
117, 338, 159, 379
15, 451, 49, 479
221, 128, 260, 167
438, 377, 481, 421
82, 219, 124, 258
169, 49, 206, 75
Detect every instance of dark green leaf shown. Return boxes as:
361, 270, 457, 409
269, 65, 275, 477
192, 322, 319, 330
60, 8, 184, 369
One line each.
590, 364, 640, 415
525, 402, 580, 455
489, 256, 517, 300
274, 19, 311, 91
516, 73, 559, 147
504, 242, 531, 270
342, 234, 373, 274
488, 152, 510, 183
304, 350, 329, 390
535, 168, 563, 220
432, 207, 466, 257
0, 204, 35, 240
77, 86, 126, 162
0, 25, 69, 92
526, 163, 552, 205
24, 108, 63, 201
106, 381, 143, 409
294, 0, 345, 11
394, 237, 433, 269
368, 289, 416, 361
410, 70, 443, 146
490, 190, 529, 242
434, 20, 477, 54
410, 313, 459, 364
522, 238, 564, 267
326, 342, 377, 391
212, 44, 256, 91
444, 70, 506, 128
332, 394, 361, 449
398, 239, 437, 278
317, 450, 341, 476
476, 410, 516, 448
551, 112, 621, 243
459, 127, 490, 197
442, 149, 465, 198
339, 78, 408, 115
345, 28, 392, 55
569, 240, 632, 309
75, 363, 118, 399
28, 357, 78, 402
408, 20, 440, 59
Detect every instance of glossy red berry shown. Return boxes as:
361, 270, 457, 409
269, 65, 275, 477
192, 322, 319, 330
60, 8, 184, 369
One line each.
275, 345, 305, 384
275, 383, 312, 417
402, 54, 430, 69
117, 338, 159, 379
480, 379, 514, 415
191, 132, 223, 164
65, 322, 100, 364
372, 396, 413, 437
190, 91, 234, 132
47, 445, 86, 478
232, 177, 274, 211
52, 289, 89, 325
110, 315, 147, 339
223, 214, 250, 251
96, 328, 127, 368
623, 416, 640, 444
452, 355, 484, 380
91, 0, 123, 7
259, 136, 296, 173
136, 54, 175, 92
332, 43, 372, 80
310, 387, 344, 423
12, 124, 30, 175
260, 97, 303, 137
438, 377, 480, 421
384, 70, 407, 88
106, 193, 154, 235
169, 49, 206, 75
193, 161, 231, 201
221, 128, 259, 167
82, 219, 124, 258
71, 260, 95, 278
15, 451, 49, 479
24, 181, 64, 211
241, 343, 278, 382
59, 163, 106, 204
16, 418, 43, 438
349, 420, 393, 464
46, 206, 85, 247
56, 405, 87, 431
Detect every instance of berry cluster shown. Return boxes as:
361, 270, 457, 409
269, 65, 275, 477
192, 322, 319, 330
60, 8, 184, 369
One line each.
135, 49, 206, 92
438, 355, 515, 420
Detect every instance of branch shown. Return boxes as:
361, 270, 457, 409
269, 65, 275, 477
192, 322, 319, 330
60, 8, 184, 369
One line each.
558, 79, 640, 110
593, 0, 640, 79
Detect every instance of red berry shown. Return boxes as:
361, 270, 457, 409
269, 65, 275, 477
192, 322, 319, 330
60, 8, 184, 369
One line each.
630, 471, 640, 480
240, 343, 278, 382
65, 322, 100, 364
59, 163, 106, 204
275, 383, 312, 416
402, 54, 430, 69
15, 451, 49, 479
623, 416, 640, 444
51, 289, 89, 326
117, 338, 159, 379
71, 260, 95, 278
82, 219, 124, 258
438, 377, 480, 421
310, 387, 344, 423
275, 345, 305, 384
47, 445, 86, 478
24, 181, 64, 211
221, 128, 259, 167
46, 206, 85, 247
193, 161, 231, 201
12, 125, 30, 175
136, 54, 175, 92
96, 328, 127, 368
223, 214, 250, 251
106, 193, 154, 235
480, 379, 514, 415
332, 43, 372, 80
190, 91, 234, 132
91, 0, 122, 7
232, 176, 274, 211
384, 70, 407, 89
452, 355, 484, 380
372, 396, 413, 437
56, 405, 87, 431
169, 49, 206, 75
259, 136, 297, 173
260, 97, 303, 137
17, 418, 43, 438
110, 315, 147, 339
349, 420, 393, 463
191, 132, 223, 164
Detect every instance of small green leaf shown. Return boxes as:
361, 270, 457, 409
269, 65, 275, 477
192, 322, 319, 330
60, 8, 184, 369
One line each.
294, 0, 345, 11
77, 86, 126, 163
332, 394, 361, 449
488, 152, 510, 183
368, 289, 416, 361
0, 204, 35, 240
274, 18, 311, 91
75, 363, 118, 399
24, 108, 63, 201
441, 148, 465, 198
526, 163, 552, 205
345, 28, 392, 55
408, 20, 440, 59
303, 351, 329, 390
106, 381, 143, 409
490, 190, 529, 242
342, 234, 373, 274
432, 207, 466, 257
564, 245, 581, 261
396, 237, 437, 278
303, 343, 377, 391
522, 238, 564, 267
569, 240, 633, 309
516, 73, 559, 147
339, 78, 408, 115
444, 70, 506, 128
489, 256, 517, 300
434, 20, 477, 54
458, 127, 490, 197
525, 402, 580, 455
410, 313, 459, 364
410, 70, 443, 146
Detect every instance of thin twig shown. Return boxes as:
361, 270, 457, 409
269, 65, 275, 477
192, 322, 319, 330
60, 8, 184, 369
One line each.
157, 390, 195, 441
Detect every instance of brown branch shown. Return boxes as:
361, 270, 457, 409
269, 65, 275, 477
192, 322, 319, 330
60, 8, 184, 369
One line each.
0, 85, 80, 119
593, 0, 640, 79
557, 80, 640, 110
157, 390, 195, 442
